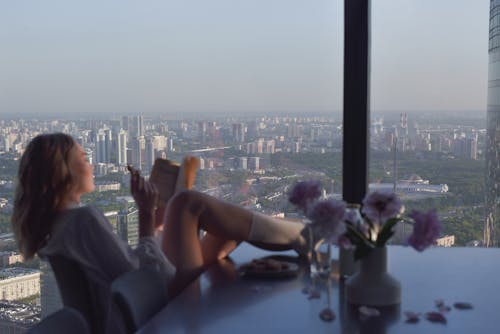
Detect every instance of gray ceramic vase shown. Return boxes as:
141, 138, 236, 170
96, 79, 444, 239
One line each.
345, 247, 401, 306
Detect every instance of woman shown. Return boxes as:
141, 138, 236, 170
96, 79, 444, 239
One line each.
11, 133, 308, 332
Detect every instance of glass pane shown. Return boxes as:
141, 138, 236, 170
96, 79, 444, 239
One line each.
370, 1, 491, 247
0, 0, 343, 325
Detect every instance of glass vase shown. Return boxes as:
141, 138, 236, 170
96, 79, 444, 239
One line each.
308, 224, 332, 279
340, 204, 362, 278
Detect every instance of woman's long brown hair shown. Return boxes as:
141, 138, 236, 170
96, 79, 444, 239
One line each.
11, 133, 75, 259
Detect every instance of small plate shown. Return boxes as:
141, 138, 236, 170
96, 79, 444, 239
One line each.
239, 258, 300, 279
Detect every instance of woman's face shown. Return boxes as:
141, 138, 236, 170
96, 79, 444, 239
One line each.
67, 143, 95, 199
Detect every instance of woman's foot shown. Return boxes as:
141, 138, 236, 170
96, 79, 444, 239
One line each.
175, 156, 199, 192
248, 212, 309, 258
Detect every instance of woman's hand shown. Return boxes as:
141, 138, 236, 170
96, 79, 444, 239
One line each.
128, 165, 158, 237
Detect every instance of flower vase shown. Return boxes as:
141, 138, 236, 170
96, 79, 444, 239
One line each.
345, 247, 401, 306
308, 224, 332, 279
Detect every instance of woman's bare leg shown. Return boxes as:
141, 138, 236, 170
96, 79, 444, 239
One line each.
162, 190, 308, 293
162, 190, 253, 285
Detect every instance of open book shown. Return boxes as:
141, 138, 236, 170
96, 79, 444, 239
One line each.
149, 157, 199, 207
149, 158, 180, 208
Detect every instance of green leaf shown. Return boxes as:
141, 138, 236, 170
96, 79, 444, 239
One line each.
345, 224, 376, 260
376, 217, 399, 247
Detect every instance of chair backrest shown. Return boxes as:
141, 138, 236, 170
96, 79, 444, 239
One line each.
111, 267, 169, 333
48, 256, 94, 326
27, 307, 90, 334
48, 255, 121, 333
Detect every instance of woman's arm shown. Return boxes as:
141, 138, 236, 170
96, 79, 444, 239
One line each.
128, 165, 176, 280
128, 165, 157, 238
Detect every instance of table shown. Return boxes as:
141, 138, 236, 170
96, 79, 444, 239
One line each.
138, 244, 500, 334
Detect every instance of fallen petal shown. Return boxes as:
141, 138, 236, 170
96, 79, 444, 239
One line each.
453, 302, 474, 310
319, 308, 336, 322
438, 305, 452, 313
425, 312, 447, 324
404, 311, 421, 323
435, 299, 445, 308
359, 306, 381, 317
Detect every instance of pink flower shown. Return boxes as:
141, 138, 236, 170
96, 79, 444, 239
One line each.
307, 199, 346, 243
407, 209, 441, 252
362, 191, 403, 224
288, 180, 322, 212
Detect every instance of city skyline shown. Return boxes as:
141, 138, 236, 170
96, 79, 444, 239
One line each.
1, 1, 490, 115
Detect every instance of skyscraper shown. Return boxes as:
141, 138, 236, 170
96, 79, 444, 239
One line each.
485, 0, 500, 247
117, 129, 128, 166
130, 136, 145, 170
94, 129, 109, 164
129, 115, 144, 139
145, 137, 155, 174
198, 121, 207, 144
232, 123, 245, 143
117, 202, 139, 248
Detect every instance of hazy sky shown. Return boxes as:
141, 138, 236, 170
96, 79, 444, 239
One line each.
0, 0, 490, 116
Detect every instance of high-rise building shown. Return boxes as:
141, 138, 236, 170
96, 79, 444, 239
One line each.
246, 120, 259, 141
265, 140, 276, 154
485, 0, 500, 247
248, 157, 260, 171
117, 129, 128, 166
95, 128, 112, 164
232, 123, 245, 143
287, 123, 302, 139
145, 137, 155, 174
117, 202, 139, 248
130, 136, 145, 170
133, 115, 145, 138
207, 121, 218, 144
465, 136, 478, 160
198, 121, 207, 144
238, 157, 248, 170
95, 130, 107, 164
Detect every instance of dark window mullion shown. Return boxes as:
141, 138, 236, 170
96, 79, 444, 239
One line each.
342, 0, 371, 204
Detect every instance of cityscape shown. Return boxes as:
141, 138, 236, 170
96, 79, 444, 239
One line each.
0, 1, 498, 332
0, 111, 493, 331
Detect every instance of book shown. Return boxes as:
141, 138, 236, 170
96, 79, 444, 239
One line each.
149, 158, 180, 207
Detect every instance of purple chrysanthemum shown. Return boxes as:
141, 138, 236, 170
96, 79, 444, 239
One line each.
308, 199, 346, 225
362, 191, 403, 224
407, 209, 441, 252
288, 180, 322, 212
307, 199, 346, 243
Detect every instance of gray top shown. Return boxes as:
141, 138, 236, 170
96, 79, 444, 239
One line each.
38, 206, 175, 283
40, 205, 175, 282
38, 205, 175, 333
